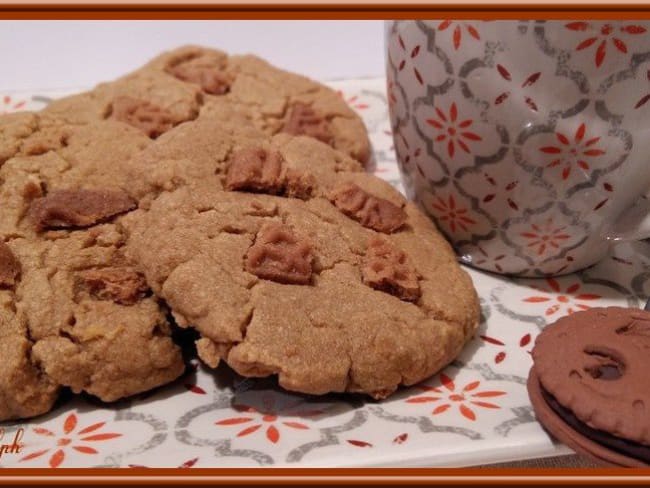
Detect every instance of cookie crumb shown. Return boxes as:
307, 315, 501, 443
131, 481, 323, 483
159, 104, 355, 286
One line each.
281, 102, 333, 145
245, 223, 313, 285
76, 267, 148, 305
0, 242, 20, 288
329, 182, 407, 233
111, 96, 176, 139
168, 62, 231, 95
29, 188, 136, 231
362, 236, 420, 302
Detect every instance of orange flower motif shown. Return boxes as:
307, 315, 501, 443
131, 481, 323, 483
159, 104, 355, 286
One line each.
215, 396, 323, 444
565, 21, 647, 68
523, 278, 601, 317
437, 20, 481, 50
519, 218, 571, 256
407, 374, 506, 421
20, 413, 122, 468
480, 333, 534, 365
430, 194, 477, 233
426, 102, 482, 159
539, 123, 605, 180
0, 95, 26, 114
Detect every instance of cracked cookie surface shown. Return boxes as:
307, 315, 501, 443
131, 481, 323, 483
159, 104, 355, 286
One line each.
124, 134, 479, 399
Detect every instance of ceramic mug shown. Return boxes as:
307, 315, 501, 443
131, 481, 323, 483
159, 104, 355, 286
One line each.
386, 20, 650, 276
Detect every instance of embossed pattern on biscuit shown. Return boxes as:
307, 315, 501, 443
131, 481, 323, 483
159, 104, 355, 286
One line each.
226, 147, 285, 193
110, 96, 177, 139
245, 222, 313, 285
163, 46, 232, 95
226, 146, 315, 199
29, 188, 137, 231
167, 61, 232, 95
328, 181, 407, 233
281, 102, 333, 145
362, 236, 421, 302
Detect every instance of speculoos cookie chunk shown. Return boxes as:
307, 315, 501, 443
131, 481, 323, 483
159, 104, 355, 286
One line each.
28, 188, 136, 231
124, 134, 479, 399
529, 307, 650, 467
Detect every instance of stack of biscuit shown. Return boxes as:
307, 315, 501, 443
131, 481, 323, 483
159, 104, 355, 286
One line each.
528, 307, 650, 467
0, 46, 480, 421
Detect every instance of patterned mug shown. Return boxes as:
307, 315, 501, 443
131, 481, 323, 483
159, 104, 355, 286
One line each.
386, 20, 650, 276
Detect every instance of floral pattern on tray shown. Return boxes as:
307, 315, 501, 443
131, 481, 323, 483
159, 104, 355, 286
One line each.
0, 80, 648, 468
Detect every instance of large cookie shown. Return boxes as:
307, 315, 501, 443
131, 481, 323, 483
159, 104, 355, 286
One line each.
529, 307, 650, 467
0, 113, 185, 421
44, 45, 371, 166
124, 134, 479, 398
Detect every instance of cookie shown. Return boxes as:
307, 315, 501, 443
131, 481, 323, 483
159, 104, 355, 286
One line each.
529, 307, 650, 467
124, 133, 479, 399
44, 45, 371, 166
0, 113, 185, 421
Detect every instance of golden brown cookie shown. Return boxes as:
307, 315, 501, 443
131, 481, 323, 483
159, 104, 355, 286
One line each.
0, 53, 469, 412
124, 134, 479, 399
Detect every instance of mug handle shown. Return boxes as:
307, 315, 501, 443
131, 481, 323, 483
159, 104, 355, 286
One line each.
604, 192, 650, 242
